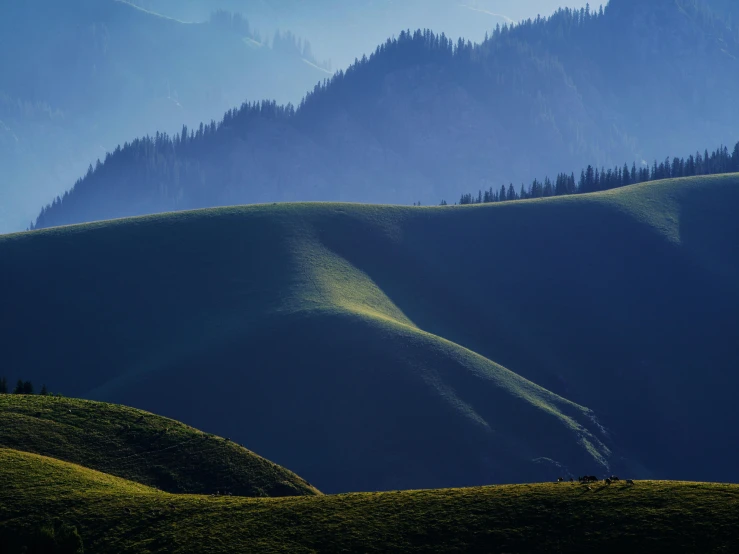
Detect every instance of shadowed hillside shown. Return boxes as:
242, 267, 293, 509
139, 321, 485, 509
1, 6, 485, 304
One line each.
2, 174, 738, 492
0, 395, 319, 497
2, 448, 738, 553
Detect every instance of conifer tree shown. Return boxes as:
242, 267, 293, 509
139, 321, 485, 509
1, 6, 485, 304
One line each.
41, 384, 48, 396
14, 380, 24, 394
23, 381, 34, 395
0, 377, 7, 394
622, 163, 631, 186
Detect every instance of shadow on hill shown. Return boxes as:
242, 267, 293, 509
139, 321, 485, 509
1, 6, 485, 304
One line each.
97, 309, 610, 494
311, 189, 739, 483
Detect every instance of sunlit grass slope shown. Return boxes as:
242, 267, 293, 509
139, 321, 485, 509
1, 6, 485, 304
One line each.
0, 395, 319, 497
2, 448, 738, 553
1, 173, 738, 492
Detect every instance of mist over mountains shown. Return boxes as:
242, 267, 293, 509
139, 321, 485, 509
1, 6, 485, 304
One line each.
30, 0, 739, 230
128, 0, 591, 68
0, 0, 330, 233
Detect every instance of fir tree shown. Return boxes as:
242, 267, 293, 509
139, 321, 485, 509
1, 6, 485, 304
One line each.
622, 163, 631, 187
0, 377, 7, 394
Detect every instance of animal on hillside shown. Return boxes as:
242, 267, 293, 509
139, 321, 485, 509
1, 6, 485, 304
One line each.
579, 475, 598, 483
557, 477, 564, 483
605, 478, 612, 485
610, 476, 620, 482
626, 479, 635, 485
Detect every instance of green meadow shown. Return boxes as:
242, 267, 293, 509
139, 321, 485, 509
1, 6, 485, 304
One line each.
1, 174, 738, 493
0, 395, 319, 497
2, 443, 738, 553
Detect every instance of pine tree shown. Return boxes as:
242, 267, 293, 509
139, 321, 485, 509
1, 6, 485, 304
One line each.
0, 377, 7, 394
622, 163, 631, 187
23, 381, 34, 395
41, 384, 48, 396
14, 380, 24, 394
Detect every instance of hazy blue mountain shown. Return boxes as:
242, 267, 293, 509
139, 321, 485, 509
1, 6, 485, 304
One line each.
0, 0, 329, 233
130, 0, 591, 68
31, 0, 739, 230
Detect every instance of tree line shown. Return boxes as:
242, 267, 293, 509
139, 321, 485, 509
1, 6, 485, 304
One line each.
452, 142, 739, 205
28, 3, 739, 230
0, 377, 50, 396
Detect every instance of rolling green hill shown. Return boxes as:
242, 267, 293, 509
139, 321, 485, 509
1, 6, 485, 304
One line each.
2, 174, 738, 492
2, 447, 738, 553
0, 395, 319, 497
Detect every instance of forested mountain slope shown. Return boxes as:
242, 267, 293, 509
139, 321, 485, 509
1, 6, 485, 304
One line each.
0, 0, 328, 233
31, 0, 739, 230
4, 174, 738, 493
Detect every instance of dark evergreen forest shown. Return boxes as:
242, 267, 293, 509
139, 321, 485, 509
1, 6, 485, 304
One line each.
454, 142, 739, 205
30, 0, 739, 230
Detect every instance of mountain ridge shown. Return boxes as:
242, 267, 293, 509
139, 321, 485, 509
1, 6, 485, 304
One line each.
0, 0, 329, 232
3, 174, 738, 492
29, 0, 739, 230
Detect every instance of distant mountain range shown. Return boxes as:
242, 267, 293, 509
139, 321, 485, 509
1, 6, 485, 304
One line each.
127, 0, 579, 66
28, 0, 739, 230
0, 0, 330, 233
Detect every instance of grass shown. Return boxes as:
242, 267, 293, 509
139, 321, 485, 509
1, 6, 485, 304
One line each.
1, 174, 738, 492
0, 395, 319, 497
1, 446, 738, 553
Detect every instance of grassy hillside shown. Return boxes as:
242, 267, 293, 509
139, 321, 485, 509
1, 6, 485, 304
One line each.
0, 395, 319, 497
2, 448, 738, 553
1, 174, 738, 492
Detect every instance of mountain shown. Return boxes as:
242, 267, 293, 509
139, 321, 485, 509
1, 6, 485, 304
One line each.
0, 395, 319, 497
0, 0, 330, 233
31, 0, 739, 230
2, 449, 738, 552
3, 174, 738, 493
128, 0, 591, 67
